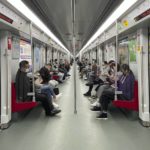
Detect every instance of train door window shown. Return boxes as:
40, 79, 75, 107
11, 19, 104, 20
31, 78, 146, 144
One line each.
128, 35, 138, 79
128, 38, 137, 63
39, 46, 46, 68
34, 44, 40, 72
20, 40, 32, 66
118, 39, 129, 65
106, 43, 115, 61
104, 45, 108, 62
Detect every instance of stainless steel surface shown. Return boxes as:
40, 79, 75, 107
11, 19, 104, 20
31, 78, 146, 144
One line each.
22, 0, 123, 52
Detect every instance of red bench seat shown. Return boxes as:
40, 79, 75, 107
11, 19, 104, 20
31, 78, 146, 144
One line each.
112, 81, 139, 111
11, 83, 38, 112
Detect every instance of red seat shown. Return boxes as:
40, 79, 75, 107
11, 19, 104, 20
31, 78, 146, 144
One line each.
11, 83, 38, 112
112, 80, 139, 111
51, 75, 59, 80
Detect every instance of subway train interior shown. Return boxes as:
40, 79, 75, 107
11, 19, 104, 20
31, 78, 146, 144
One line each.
0, 0, 150, 150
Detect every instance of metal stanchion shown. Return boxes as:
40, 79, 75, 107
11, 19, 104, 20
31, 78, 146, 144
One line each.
73, 37, 77, 114
30, 22, 35, 101
115, 20, 118, 100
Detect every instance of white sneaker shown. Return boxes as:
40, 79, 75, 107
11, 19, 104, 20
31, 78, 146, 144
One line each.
91, 101, 100, 107
53, 102, 60, 109
56, 93, 62, 100
91, 101, 97, 107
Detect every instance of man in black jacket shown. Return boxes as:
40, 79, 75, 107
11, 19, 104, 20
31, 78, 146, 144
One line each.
15, 60, 31, 101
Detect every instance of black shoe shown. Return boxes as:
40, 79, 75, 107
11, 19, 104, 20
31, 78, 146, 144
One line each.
85, 82, 93, 86
96, 113, 108, 120
83, 92, 91, 96
46, 109, 61, 116
90, 106, 101, 111
51, 109, 61, 115
58, 80, 63, 84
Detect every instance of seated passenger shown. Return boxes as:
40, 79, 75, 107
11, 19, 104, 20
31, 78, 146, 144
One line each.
96, 64, 135, 119
36, 67, 61, 116
83, 61, 106, 96
91, 63, 122, 109
15, 60, 31, 101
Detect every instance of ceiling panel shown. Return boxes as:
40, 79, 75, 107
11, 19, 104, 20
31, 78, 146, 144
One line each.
22, 0, 123, 52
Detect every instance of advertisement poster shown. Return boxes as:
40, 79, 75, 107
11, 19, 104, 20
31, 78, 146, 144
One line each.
12, 37, 20, 59
128, 39, 136, 62
20, 40, 32, 65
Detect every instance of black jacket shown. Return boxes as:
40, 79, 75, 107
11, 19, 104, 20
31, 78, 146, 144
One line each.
15, 69, 31, 101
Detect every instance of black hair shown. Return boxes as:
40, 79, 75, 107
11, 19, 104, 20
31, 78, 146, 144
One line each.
39, 67, 51, 83
108, 60, 115, 64
121, 64, 133, 74
117, 63, 120, 71
19, 60, 29, 69
103, 61, 108, 65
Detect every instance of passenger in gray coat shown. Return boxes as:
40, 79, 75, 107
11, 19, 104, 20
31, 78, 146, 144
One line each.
15, 60, 31, 101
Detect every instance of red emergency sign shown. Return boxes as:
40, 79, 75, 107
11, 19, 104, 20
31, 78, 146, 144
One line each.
8, 37, 12, 50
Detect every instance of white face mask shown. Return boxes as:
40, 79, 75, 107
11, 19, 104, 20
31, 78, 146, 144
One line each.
25, 68, 30, 73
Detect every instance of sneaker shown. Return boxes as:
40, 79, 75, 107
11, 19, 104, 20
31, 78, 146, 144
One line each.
90, 106, 101, 111
50, 109, 61, 116
96, 113, 108, 120
83, 92, 91, 96
91, 101, 98, 107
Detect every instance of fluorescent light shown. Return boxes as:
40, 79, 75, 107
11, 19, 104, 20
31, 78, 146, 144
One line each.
7, 0, 70, 53
79, 0, 138, 53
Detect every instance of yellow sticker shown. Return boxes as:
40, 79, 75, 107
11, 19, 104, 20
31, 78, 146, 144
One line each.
123, 20, 129, 27
137, 46, 142, 53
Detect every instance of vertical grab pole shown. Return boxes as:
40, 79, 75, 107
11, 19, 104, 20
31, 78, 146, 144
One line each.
30, 22, 35, 101
115, 20, 118, 100
73, 37, 77, 114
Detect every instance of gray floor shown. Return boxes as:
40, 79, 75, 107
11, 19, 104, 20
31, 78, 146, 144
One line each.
0, 67, 150, 150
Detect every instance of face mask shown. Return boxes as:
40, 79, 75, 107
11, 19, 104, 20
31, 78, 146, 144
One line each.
25, 69, 29, 73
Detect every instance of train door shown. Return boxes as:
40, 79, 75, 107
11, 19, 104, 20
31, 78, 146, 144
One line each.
0, 31, 12, 128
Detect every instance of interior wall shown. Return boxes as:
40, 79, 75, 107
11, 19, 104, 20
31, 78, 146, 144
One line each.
11, 36, 20, 82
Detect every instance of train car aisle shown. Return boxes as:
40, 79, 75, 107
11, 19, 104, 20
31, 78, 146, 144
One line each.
0, 66, 150, 150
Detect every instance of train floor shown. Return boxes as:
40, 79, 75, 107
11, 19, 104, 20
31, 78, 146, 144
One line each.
0, 67, 150, 150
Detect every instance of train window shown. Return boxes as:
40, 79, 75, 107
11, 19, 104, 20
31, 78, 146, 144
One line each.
128, 38, 137, 63
118, 40, 129, 65
34, 45, 40, 72
39, 46, 46, 68
20, 40, 32, 66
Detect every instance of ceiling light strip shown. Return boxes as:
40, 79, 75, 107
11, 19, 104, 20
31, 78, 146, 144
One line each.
7, 0, 70, 53
79, 0, 138, 54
